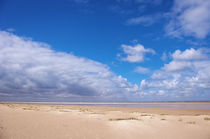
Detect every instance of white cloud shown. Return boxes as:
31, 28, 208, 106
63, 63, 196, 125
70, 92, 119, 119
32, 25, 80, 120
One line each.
140, 48, 210, 99
0, 31, 139, 101
126, 14, 161, 25
120, 44, 155, 63
134, 66, 150, 74
163, 48, 210, 72
171, 48, 208, 60
1, 31, 209, 101
163, 61, 192, 72
166, 0, 210, 39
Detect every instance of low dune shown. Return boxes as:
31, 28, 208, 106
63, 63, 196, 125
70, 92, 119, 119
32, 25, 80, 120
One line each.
0, 103, 210, 139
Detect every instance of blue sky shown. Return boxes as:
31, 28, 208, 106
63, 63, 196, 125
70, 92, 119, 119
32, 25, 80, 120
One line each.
0, 0, 210, 102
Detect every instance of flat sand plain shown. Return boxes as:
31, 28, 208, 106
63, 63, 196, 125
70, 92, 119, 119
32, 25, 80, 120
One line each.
0, 103, 210, 139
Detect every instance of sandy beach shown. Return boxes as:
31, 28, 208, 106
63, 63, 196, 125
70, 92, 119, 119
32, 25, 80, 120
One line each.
0, 103, 210, 139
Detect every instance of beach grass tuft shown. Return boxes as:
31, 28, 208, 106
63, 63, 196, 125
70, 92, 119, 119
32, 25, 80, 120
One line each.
160, 113, 168, 116
109, 117, 139, 121
59, 110, 70, 112
141, 114, 151, 116
178, 118, 183, 122
22, 107, 39, 111
79, 108, 92, 112
204, 117, 210, 121
186, 121, 196, 124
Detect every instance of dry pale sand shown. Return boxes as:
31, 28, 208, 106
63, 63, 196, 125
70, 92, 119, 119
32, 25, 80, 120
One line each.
0, 103, 210, 139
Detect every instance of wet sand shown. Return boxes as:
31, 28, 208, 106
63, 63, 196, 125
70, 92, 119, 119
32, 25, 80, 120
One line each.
0, 103, 210, 139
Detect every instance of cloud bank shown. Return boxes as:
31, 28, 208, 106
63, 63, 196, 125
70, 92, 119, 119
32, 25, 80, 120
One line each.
0, 31, 209, 101
140, 48, 210, 100
0, 31, 138, 101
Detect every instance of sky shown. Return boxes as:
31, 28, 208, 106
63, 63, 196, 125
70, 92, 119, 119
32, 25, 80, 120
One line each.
0, 0, 210, 102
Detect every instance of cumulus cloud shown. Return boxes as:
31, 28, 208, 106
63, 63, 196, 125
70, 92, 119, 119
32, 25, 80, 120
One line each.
163, 61, 193, 72
140, 48, 210, 100
171, 48, 209, 60
166, 0, 210, 39
163, 48, 210, 72
1, 31, 209, 101
119, 44, 155, 63
0, 31, 139, 101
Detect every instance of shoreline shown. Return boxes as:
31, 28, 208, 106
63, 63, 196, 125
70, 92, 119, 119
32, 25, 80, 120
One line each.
1, 102, 210, 115
1, 101, 210, 104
